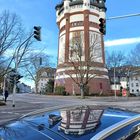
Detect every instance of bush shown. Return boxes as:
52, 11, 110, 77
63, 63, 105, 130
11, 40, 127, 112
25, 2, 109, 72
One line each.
45, 79, 54, 93
55, 86, 66, 95
0, 101, 6, 106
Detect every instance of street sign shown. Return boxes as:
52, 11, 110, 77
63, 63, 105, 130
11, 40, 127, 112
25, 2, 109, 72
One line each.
122, 89, 127, 97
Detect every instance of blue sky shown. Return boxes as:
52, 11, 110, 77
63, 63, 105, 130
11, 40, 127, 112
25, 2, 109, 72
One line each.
0, 0, 140, 87
105, 0, 140, 53
0, 0, 140, 56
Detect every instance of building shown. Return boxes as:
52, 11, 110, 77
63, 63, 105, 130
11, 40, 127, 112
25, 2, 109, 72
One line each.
108, 68, 127, 95
37, 67, 56, 93
108, 66, 140, 96
55, 0, 110, 95
17, 83, 31, 93
58, 106, 103, 135
129, 70, 140, 96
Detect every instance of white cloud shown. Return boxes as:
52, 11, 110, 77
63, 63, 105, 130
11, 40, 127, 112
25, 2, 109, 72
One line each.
4, 49, 14, 57
105, 37, 140, 47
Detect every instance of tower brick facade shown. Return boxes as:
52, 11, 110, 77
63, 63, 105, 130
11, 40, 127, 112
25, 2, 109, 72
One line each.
55, 0, 110, 95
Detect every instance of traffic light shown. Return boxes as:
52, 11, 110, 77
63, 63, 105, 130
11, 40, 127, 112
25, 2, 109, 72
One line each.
9, 75, 15, 84
16, 75, 23, 84
9, 74, 23, 84
39, 57, 42, 65
34, 26, 41, 41
99, 18, 106, 35
120, 86, 123, 93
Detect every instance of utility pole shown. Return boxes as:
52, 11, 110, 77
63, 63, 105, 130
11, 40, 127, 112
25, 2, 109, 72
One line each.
2, 74, 7, 100
114, 67, 117, 99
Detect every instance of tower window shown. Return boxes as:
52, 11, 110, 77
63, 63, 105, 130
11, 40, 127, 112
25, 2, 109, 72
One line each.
100, 83, 103, 89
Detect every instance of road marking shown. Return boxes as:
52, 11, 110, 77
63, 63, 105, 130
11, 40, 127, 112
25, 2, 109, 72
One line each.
1, 111, 20, 115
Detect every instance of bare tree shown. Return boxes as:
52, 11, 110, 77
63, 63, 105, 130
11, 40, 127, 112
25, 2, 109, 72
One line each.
24, 53, 50, 94
0, 11, 22, 55
128, 43, 140, 66
0, 11, 37, 106
0, 10, 23, 77
106, 51, 126, 69
106, 50, 126, 98
64, 31, 102, 98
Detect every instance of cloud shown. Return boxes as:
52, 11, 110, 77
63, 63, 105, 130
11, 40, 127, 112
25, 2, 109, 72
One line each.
105, 37, 140, 47
4, 49, 14, 57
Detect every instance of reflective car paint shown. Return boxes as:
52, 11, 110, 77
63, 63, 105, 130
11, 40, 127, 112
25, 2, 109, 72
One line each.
0, 106, 138, 140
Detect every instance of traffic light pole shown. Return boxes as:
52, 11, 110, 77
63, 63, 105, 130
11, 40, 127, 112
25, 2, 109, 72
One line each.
12, 33, 34, 107
12, 48, 18, 107
12, 26, 41, 107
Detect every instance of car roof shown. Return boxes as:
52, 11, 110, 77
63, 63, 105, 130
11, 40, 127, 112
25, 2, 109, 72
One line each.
0, 105, 138, 140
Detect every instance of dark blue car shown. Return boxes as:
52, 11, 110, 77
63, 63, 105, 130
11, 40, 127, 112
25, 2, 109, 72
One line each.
0, 105, 140, 140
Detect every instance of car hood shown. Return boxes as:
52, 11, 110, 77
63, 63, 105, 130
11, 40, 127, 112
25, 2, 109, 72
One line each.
0, 105, 138, 140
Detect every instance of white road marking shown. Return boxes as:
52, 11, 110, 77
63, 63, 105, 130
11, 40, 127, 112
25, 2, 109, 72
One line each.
1, 111, 20, 115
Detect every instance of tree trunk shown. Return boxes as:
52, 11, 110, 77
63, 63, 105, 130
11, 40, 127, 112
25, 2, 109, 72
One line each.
35, 81, 38, 94
80, 83, 84, 99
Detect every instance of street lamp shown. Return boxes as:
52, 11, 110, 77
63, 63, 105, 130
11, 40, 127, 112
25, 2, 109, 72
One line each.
114, 67, 117, 99
2, 74, 7, 99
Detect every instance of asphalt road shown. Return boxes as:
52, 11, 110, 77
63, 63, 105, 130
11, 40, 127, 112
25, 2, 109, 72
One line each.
0, 93, 140, 125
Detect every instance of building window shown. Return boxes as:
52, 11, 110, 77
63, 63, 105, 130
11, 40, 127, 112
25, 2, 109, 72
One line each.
136, 89, 139, 92
131, 83, 134, 87
136, 83, 139, 87
71, 21, 83, 27
132, 89, 134, 92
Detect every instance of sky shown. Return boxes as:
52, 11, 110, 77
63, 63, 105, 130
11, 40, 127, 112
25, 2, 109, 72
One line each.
0, 0, 140, 87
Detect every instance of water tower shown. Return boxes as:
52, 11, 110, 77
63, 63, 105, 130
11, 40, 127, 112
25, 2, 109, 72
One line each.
55, 0, 110, 95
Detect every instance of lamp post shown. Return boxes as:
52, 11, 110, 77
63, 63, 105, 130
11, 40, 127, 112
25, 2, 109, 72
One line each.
126, 68, 130, 100
114, 67, 117, 99
2, 74, 7, 99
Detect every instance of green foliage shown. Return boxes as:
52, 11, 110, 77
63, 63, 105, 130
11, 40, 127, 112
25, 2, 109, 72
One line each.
55, 86, 66, 95
45, 79, 54, 93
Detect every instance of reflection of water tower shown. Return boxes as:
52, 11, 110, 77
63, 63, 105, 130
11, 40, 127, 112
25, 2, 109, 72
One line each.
59, 106, 103, 135
55, 0, 110, 94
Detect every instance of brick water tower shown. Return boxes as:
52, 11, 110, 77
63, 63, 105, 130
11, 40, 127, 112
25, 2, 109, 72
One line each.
55, 0, 110, 95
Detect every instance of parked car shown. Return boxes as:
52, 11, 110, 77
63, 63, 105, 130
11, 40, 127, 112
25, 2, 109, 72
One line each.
130, 92, 140, 97
0, 105, 140, 140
